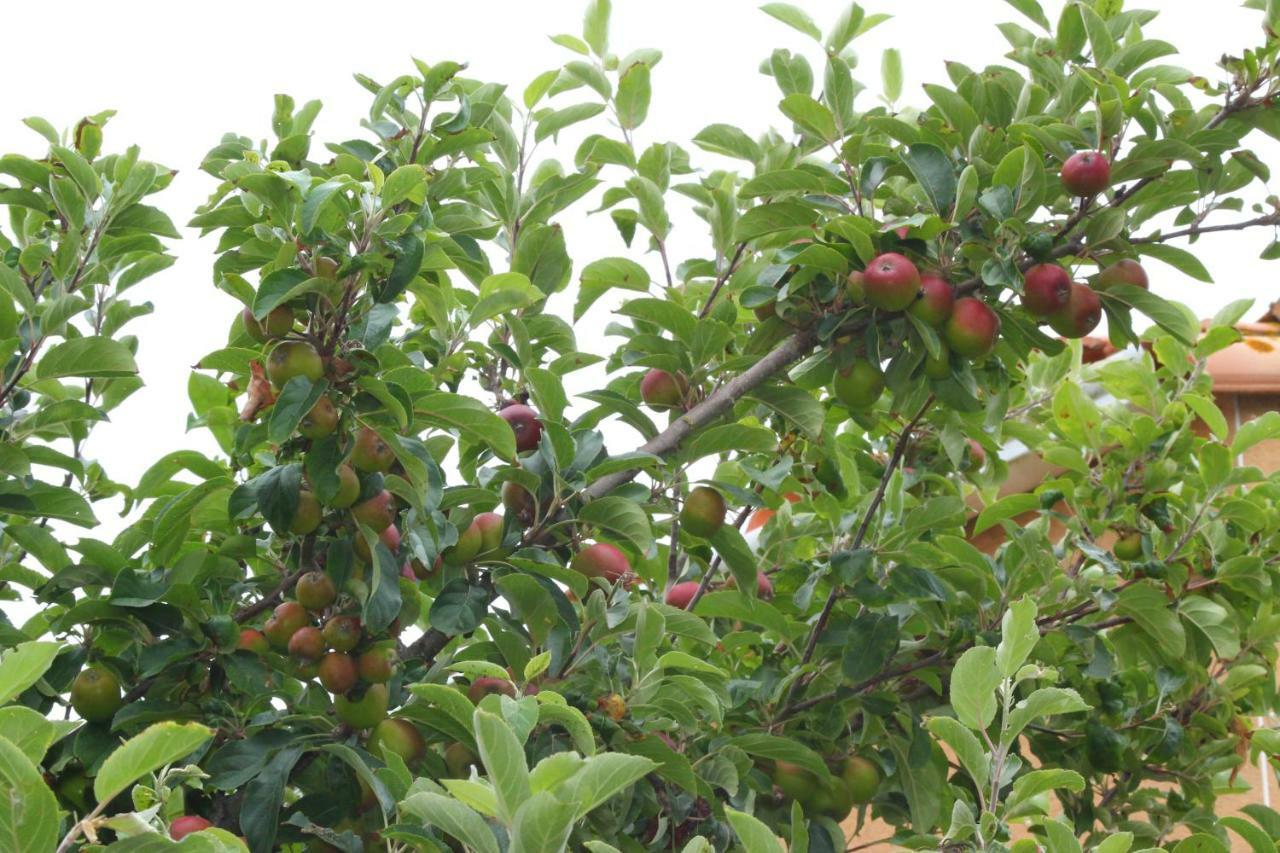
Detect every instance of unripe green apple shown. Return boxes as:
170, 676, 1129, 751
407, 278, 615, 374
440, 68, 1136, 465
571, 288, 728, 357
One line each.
832, 359, 885, 410
243, 306, 294, 343
299, 396, 339, 440
335, 683, 389, 729
845, 270, 866, 304
570, 542, 631, 582
862, 252, 921, 312
350, 427, 395, 473
296, 571, 336, 611
923, 343, 952, 379
944, 297, 1000, 358
443, 518, 483, 566
811, 777, 855, 820
841, 755, 882, 804
1113, 531, 1143, 561
680, 486, 726, 538
290, 491, 323, 535
70, 666, 123, 723
772, 760, 818, 802
326, 465, 361, 509
266, 341, 324, 388
444, 742, 476, 777
368, 718, 426, 766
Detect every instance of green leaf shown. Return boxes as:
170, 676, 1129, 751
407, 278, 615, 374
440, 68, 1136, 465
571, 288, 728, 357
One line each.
0, 708, 56, 765
267, 377, 327, 445
1006, 769, 1085, 811
730, 734, 831, 780
300, 178, 349, 233
510, 791, 577, 853
746, 385, 825, 439
578, 496, 653, 554
416, 392, 517, 461
1233, 411, 1280, 456
381, 164, 428, 207
564, 753, 658, 818
725, 807, 786, 853
535, 103, 607, 143
0, 641, 60, 704
922, 85, 979, 140
901, 143, 957, 214
760, 3, 821, 39
881, 49, 903, 103
583, 0, 611, 55
409, 684, 477, 741
36, 336, 137, 379
470, 272, 544, 326
996, 597, 1039, 677
401, 792, 499, 853
1135, 243, 1212, 283
1002, 0, 1050, 30
685, 423, 778, 460
575, 257, 651, 321
537, 702, 597, 756
1116, 583, 1186, 657
1101, 284, 1198, 345
473, 709, 531, 823
926, 717, 989, 792
692, 124, 760, 162
779, 94, 836, 141
0, 735, 58, 853
94, 721, 213, 803
732, 201, 819, 243
950, 646, 1000, 730
616, 63, 651, 130
1005, 687, 1090, 743
974, 493, 1039, 535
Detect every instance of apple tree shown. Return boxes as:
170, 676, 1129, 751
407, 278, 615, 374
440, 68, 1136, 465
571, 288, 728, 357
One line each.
6, 1, 1280, 852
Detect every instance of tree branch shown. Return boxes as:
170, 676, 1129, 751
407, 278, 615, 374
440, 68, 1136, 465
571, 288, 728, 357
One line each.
698, 241, 748, 319
583, 328, 819, 499
1130, 212, 1280, 244
781, 396, 934, 717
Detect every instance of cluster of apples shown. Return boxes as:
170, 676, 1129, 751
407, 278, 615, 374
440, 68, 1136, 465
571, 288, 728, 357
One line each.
834, 250, 999, 411
770, 754, 882, 821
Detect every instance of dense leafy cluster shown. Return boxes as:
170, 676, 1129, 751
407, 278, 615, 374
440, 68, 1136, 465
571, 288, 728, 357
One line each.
5, 1, 1280, 851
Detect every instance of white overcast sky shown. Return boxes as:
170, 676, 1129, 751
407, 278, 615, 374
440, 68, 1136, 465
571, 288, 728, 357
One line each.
0, 0, 1276, 544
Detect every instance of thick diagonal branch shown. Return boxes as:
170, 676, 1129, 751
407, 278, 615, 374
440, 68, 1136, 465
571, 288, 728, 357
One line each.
583, 328, 819, 499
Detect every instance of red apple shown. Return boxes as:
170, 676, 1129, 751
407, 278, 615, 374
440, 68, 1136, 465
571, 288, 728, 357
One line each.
499, 404, 543, 453
862, 253, 921, 312
943, 297, 1000, 358
1022, 264, 1072, 317
1061, 151, 1111, 197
